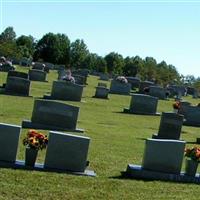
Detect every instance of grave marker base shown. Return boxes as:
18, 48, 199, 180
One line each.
0, 160, 96, 177
123, 108, 161, 116
124, 164, 200, 184
92, 96, 109, 99
22, 120, 84, 133
152, 134, 180, 140
183, 121, 200, 127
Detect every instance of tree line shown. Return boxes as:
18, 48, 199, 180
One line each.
0, 26, 199, 88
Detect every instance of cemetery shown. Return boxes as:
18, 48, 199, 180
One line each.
1, 66, 200, 199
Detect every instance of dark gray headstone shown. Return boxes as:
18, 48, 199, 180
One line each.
44, 81, 84, 101
5, 76, 30, 96
0, 123, 21, 163
7, 71, 29, 80
99, 73, 109, 81
94, 87, 109, 99
153, 112, 184, 140
22, 99, 83, 132
32, 62, 44, 71
29, 69, 47, 82
98, 82, 107, 88
142, 139, 185, 174
139, 81, 154, 93
109, 80, 131, 95
149, 86, 167, 100
73, 74, 87, 85
126, 77, 140, 89
124, 94, 159, 115
44, 131, 90, 172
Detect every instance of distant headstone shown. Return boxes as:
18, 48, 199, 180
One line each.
124, 94, 159, 115
109, 80, 131, 95
139, 81, 154, 93
73, 69, 89, 77
73, 74, 87, 85
22, 99, 84, 132
142, 139, 185, 174
0, 123, 21, 163
32, 62, 45, 71
181, 105, 200, 127
149, 86, 167, 100
94, 87, 109, 99
5, 76, 30, 96
29, 69, 47, 82
7, 70, 29, 80
44, 81, 84, 101
44, 131, 90, 172
152, 112, 184, 140
126, 77, 140, 89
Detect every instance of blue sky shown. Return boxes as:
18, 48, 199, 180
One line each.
1, 1, 200, 77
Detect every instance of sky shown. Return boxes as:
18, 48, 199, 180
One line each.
1, 0, 200, 77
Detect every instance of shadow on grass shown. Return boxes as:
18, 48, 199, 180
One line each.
186, 141, 198, 144
135, 137, 146, 141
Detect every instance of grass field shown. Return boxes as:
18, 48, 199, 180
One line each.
0, 66, 200, 199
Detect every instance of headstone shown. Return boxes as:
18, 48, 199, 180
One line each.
5, 76, 30, 96
7, 70, 29, 80
152, 112, 184, 140
20, 57, 32, 67
109, 80, 131, 95
54, 65, 66, 71
73, 74, 87, 85
94, 87, 109, 99
44, 81, 84, 101
181, 105, 200, 127
142, 139, 185, 174
73, 69, 89, 77
44, 131, 90, 172
124, 94, 159, 115
139, 81, 154, 93
29, 69, 47, 82
149, 86, 167, 100
22, 99, 84, 132
32, 62, 45, 71
126, 77, 140, 89
0, 123, 21, 163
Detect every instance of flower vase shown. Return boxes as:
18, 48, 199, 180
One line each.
185, 159, 198, 177
25, 148, 38, 167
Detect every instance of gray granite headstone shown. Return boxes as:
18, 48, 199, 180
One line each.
44, 81, 84, 101
7, 71, 29, 80
29, 69, 47, 82
44, 131, 90, 172
94, 87, 109, 99
126, 77, 140, 89
32, 62, 45, 71
5, 76, 30, 96
0, 123, 21, 162
149, 86, 167, 100
109, 80, 131, 95
124, 94, 159, 115
153, 112, 184, 140
98, 82, 107, 88
139, 81, 154, 93
73, 74, 87, 85
22, 99, 83, 132
142, 139, 185, 174
99, 73, 109, 81
181, 105, 200, 126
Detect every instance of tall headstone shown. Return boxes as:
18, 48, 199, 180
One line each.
124, 94, 159, 115
0, 123, 21, 163
152, 112, 184, 139
44, 131, 90, 172
22, 99, 84, 132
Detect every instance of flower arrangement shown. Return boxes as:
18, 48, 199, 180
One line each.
185, 146, 200, 161
173, 101, 181, 110
115, 76, 128, 84
23, 129, 48, 150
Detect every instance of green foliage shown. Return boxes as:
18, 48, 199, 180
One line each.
69, 39, 89, 69
33, 33, 70, 65
0, 27, 16, 42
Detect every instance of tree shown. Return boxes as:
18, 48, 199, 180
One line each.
104, 52, 124, 74
33, 33, 70, 64
0, 27, 16, 42
69, 39, 89, 69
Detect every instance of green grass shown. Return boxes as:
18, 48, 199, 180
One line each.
0, 67, 200, 199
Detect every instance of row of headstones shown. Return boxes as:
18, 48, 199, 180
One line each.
0, 123, 94, 175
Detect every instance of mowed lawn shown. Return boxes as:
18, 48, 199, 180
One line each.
0, 66, 200, 200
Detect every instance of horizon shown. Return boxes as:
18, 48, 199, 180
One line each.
1, 1, 200, 77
